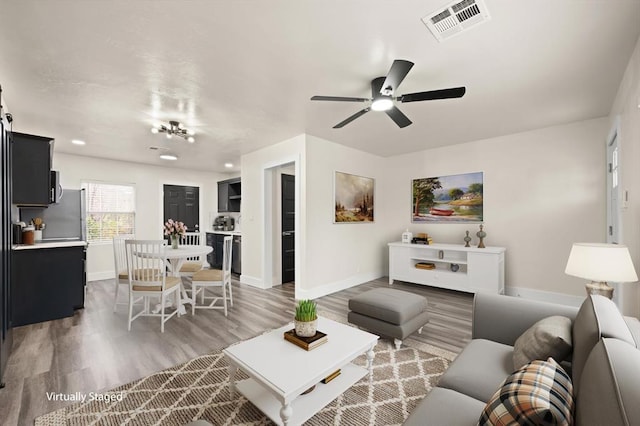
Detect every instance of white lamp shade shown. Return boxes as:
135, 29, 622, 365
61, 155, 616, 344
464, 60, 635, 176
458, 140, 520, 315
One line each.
565, 243, 638, 283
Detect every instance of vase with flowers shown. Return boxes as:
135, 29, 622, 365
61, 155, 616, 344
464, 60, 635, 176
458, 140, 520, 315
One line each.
164, 219, 187, 249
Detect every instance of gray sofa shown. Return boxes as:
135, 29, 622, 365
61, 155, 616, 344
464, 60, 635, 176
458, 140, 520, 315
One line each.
404, 293, 640, 425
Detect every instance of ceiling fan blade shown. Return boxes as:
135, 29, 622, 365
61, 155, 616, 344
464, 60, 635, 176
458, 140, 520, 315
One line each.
385, 106, 412, 128
380, 60, 414, 95
399, 87, 466, 103
311, 95, 369, 102
333, 108, 370, 128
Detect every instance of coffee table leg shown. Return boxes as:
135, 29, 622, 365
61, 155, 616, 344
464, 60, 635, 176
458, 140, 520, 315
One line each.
366, 344, 375, 372
280, 403, 292, 426
228, 364, 237, 398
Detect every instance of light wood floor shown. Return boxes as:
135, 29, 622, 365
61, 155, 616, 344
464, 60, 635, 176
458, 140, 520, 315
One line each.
0, 277, 472, 425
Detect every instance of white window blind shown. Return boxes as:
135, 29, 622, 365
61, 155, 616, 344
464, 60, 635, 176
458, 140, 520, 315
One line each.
81, 182, 135, 242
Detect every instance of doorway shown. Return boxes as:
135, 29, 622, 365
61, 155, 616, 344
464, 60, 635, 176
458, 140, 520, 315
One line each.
263, 159, 298, 290
606, 132, 620, 244
281, 174, 295, 284
163, 185, 200, 232
606, 122, 623, 307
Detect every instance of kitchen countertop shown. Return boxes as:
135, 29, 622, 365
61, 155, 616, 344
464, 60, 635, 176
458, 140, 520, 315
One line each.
13, 240, 88, 250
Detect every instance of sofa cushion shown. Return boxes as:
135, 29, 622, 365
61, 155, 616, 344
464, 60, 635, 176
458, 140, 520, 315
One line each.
624, 316, 640, 346
348, 288, 427, 325
513, 315, 573, 369
576, 338, 640, 426
478, 358, 573, 426
572, 295, 636, 392
438, 339, 514, 403
402, 387, 485, 426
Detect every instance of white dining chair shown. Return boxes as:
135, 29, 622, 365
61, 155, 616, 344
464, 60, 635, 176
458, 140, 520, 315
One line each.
191, 236, 233, 316
178, 231, 205, 277
112, 234, 135, 312
125, 239, 181, 332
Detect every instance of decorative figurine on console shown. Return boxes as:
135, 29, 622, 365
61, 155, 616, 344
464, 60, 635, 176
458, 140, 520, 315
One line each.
476, 224, 486, 248
463, 230, 471, 247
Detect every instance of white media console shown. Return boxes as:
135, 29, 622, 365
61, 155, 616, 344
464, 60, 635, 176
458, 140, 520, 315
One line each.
388, 242, 506, 294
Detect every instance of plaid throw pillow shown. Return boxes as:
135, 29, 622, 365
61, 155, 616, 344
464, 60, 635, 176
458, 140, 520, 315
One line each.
478, 358, 574, 426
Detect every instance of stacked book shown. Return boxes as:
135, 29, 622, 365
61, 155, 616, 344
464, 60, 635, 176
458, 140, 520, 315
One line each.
284, 330, 328, 350
412, 233, 433, 245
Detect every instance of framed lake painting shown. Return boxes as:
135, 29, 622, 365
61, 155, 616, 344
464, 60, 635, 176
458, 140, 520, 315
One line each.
412, 172, 483, 223
334, 171, 374, 223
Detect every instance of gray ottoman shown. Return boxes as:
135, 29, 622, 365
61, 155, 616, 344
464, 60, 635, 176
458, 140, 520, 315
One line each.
348, 288, 430, 350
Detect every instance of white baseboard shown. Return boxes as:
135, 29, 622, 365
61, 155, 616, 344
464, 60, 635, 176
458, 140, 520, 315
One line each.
240, 274, 264, 288
296, 271, 383, 300
505, 286, 585, 307
88, 271, 114, 282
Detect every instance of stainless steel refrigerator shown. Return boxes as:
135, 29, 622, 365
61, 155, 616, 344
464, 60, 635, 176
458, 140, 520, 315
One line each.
0, 86, 13, 387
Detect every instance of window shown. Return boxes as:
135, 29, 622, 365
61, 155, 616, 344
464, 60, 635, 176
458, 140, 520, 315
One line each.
82, 182, 135, 242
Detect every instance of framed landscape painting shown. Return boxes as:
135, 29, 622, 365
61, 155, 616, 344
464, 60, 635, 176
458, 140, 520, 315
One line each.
412, 172, 483, 223
334, 171, 374, 223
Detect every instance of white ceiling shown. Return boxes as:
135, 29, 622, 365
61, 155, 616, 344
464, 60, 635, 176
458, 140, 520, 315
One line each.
1, 1, 639, 173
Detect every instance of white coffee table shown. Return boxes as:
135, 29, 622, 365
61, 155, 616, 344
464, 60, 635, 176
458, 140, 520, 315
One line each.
223, 317, 378, 426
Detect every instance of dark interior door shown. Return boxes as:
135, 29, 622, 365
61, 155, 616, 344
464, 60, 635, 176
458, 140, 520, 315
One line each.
163, 185, 200, 232
281, 174, 295, 284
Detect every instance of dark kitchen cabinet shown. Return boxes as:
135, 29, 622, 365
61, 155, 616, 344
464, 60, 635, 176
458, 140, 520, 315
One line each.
206, 232, 225, 269
11, 132, 53, 206
12, 245, 85, 326
217, 177, 241, 213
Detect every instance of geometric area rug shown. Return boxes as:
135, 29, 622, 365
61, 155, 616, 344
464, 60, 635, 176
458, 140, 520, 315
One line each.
35, 340, 453, 426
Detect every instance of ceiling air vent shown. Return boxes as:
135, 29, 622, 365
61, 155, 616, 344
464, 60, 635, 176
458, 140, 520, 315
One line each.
422, 0, 491, 42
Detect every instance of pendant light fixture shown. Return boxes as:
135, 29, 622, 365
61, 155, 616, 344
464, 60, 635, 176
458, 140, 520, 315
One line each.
151, 121, 195, 143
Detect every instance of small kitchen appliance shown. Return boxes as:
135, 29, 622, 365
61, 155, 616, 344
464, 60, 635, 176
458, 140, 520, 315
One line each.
213, 215, 235, 231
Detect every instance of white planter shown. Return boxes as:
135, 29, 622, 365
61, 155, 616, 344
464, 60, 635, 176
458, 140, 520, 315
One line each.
294, 318, 318, 337
34, 230, 43, 241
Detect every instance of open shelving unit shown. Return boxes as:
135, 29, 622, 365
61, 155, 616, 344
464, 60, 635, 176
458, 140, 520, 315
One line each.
388, 242, 505, 294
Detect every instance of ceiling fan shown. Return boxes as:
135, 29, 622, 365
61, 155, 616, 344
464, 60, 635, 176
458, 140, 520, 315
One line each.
311, 60, 466, 129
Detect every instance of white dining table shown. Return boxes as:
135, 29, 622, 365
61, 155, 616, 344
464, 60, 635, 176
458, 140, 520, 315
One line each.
145, 244, 213, 315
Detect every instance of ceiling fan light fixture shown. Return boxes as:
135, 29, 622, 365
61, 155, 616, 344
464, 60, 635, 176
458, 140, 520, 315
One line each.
187, 136, 195, 143
371, 98, 393, 112
150, 127, 159, 134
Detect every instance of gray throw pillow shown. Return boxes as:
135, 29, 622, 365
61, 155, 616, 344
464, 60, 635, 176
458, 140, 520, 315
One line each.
513, 315, 572, 369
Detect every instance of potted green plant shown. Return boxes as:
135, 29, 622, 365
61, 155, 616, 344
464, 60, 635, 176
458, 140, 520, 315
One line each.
294, 299, 318, 337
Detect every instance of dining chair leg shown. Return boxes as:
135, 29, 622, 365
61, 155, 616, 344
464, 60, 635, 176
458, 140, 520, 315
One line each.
228, 281, 233, 307
191, 284, 197, 315
127, 293, 133, 331
201, 286, 205, 304
113, 281, 120, 312
160, 293, 165, 333
222, 282, 228, 317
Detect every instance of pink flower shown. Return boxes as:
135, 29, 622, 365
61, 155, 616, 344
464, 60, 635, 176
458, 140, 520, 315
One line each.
163, 219, 187, 237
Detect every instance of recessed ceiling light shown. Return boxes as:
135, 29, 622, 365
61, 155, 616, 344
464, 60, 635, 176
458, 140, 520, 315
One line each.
71, 139, 86, 146
159, 154, 178, 161
224, 163, 233, 168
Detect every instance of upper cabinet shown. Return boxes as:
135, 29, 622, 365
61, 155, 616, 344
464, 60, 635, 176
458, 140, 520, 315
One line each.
218, 177, 241, 212
11, 132, 54, 206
